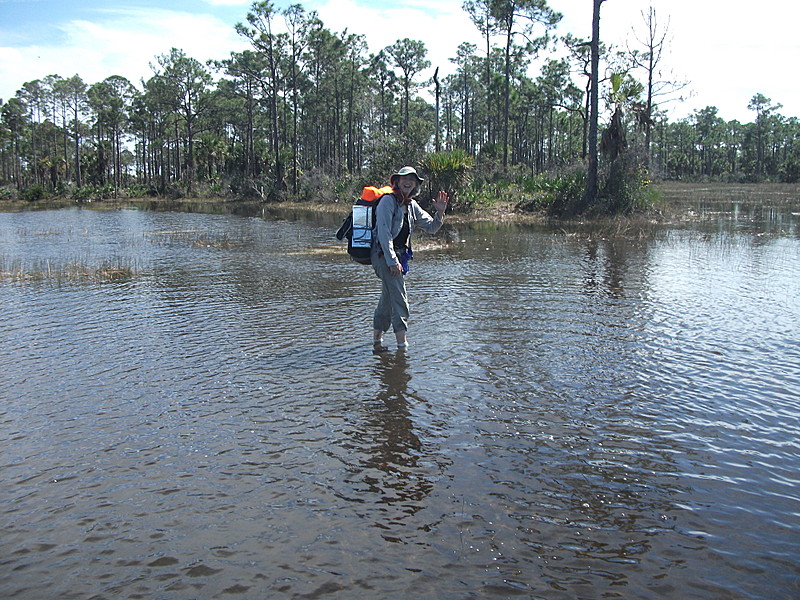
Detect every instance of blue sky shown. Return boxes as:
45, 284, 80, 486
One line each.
1, 0, 797, 123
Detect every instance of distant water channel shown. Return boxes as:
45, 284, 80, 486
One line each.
1, 199, 798, 599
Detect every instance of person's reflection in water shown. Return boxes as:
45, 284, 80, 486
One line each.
358, 352, 435, 536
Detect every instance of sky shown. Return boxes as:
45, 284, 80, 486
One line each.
0, 0, 796, 124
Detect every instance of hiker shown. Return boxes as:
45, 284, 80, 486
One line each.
372, 166, 449, 351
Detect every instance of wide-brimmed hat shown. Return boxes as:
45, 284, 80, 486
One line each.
390, 166, 424, 185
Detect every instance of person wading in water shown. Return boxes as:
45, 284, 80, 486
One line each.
371, 166, 449, 352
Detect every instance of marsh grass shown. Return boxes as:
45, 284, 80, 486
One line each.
143, 229, 237, 248
192, 233, 235, 248
0, 258, 136, 284
655, 182, 800, 218
657, 181, 800, 203
0, 226, 246, 284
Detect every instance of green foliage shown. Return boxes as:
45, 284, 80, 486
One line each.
21, 184, 47, 202
419, 149, 474, 209
640, 183, 663, 208
779, 158, 800, 183
609, 72, 644, 106
70, 184, 117, 201
516, 170, 587, 215
456, 182, 519, 211
0, 185, 17, 201
226, 176, 265, 201
296, 169, 358, 204
598, 157, 652, 214
361, 125, 429, 189
1, 2, 797, 207
456, 188, 498, 210
474, 143, 506, 182
123, 183, 157, 198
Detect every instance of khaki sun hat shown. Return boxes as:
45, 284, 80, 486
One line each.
390, 166, 424, 185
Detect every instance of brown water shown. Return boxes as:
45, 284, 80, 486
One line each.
1, 206, 798, 599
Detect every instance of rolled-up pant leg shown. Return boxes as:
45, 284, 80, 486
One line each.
372, 258, 409, 333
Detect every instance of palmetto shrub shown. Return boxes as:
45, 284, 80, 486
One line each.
419, 150, 474, 212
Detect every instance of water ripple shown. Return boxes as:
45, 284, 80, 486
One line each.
1, 210, 799, 599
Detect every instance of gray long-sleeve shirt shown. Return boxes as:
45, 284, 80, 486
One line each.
372, 193, 444, 267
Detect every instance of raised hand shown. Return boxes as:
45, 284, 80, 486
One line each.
431, 190, 449, 213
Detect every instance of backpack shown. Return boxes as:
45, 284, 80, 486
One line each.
335, 186, 410, 265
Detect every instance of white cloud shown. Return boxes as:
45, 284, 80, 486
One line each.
549, 0, 800, 121
312, 0, 481, 73
0, 7, 248, 99
202, 0, 250, 5
2, 0, 796, 122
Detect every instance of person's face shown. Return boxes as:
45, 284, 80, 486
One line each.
396, 175, 418, 198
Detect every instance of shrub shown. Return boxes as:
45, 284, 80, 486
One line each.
70, 185, 115, 201
123, 183, 157, 198
456, 187, 501, 211
598, 157, 651, 214
419, 149, 474, 211
21, 184, 47, 202
0, 185, 18, 201
515, 170, 587, 216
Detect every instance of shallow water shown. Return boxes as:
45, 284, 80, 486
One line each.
1, 206, 798, 599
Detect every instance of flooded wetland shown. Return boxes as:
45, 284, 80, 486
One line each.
1, 187, 799, 599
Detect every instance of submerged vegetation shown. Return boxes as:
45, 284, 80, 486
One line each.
1, 2, 797, 218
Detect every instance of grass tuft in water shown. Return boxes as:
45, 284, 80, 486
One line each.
0, 258, 137, 284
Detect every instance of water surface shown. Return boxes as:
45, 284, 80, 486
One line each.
1, 205, 798, 599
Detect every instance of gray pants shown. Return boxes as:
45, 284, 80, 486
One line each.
372, 257, 409, 333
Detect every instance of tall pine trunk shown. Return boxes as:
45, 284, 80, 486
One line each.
580, 0, 604, 214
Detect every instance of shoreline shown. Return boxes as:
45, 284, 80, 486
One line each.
1, 181, 797, 229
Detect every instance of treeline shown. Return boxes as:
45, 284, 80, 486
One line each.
0, 0, 798, 210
